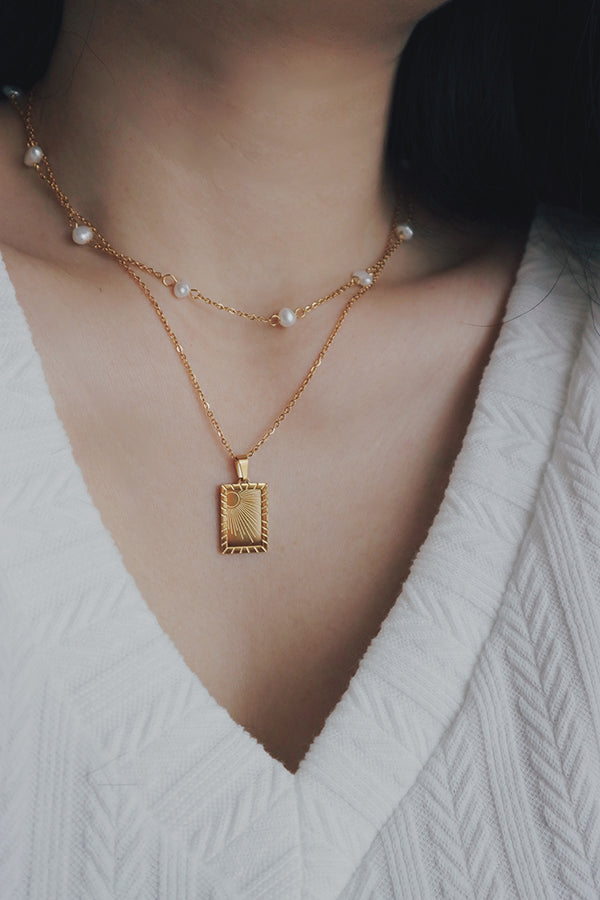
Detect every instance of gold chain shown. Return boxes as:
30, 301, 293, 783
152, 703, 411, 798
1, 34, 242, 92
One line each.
10, 88, 411, 463
19, 91, 412, 327
121, 232, 398, 460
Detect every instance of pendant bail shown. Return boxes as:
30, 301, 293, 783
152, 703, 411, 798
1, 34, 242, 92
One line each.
235, 457, 249, 482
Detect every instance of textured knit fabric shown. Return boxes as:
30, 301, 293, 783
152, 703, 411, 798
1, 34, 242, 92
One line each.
1, 216, 600, 899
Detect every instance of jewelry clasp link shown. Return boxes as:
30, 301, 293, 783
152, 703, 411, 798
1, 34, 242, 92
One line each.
235, 457, 249, 482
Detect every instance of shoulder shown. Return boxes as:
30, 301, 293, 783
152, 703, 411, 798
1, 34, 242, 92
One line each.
0, 98, 52, 263
0, 101, 25, 246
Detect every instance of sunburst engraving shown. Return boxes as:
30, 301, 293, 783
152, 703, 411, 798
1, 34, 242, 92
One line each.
220, 481, 268, 553
226, 488, 261, 543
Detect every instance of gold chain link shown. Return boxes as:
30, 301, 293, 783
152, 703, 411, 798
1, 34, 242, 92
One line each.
120, 226, 397, 460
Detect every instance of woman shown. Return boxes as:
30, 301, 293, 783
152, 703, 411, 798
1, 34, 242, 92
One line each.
1, 0, 599, 896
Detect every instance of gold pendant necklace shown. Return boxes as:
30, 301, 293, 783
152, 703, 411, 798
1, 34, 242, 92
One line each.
6, 86, 414, 553
121, 258, 402, 553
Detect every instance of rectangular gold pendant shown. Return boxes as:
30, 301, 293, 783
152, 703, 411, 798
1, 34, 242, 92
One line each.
220, 480, 268, 553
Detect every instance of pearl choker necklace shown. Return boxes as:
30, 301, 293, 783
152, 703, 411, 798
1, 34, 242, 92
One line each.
7, 85, 414, 329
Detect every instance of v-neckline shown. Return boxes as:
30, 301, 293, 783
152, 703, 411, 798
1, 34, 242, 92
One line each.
0, 213, 585, 897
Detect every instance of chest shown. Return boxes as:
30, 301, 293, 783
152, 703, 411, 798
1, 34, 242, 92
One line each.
4, 247, 510, 770
3, 223, 598, 900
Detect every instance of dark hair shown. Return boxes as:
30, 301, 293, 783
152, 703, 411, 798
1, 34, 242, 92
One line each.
1, 0, 599, 229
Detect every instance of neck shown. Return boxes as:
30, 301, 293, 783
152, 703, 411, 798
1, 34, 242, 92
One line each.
33, 0, 413, 313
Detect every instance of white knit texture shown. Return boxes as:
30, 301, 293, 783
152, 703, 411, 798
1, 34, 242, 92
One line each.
1, 216, 599, 898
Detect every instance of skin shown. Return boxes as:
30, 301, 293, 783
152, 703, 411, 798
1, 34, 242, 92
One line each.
0, 0, 526, 771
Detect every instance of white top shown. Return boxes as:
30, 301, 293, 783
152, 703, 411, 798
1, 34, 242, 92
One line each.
1, 216, 600, 899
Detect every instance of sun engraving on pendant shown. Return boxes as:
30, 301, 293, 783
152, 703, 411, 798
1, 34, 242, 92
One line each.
220, 481, 268, 553
226, 488, 262, 544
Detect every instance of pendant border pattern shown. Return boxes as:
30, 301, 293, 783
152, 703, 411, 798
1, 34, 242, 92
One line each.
220, 481, 269, 553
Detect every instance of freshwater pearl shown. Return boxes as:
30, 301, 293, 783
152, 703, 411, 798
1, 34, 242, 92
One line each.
2, 86, 22, 100
173, 280, 191, 299
279, 307, 297, 327
24, 146, 43, 167
396, 223, 414, 241
72, 225, 94, 245
353, 270, 373, 287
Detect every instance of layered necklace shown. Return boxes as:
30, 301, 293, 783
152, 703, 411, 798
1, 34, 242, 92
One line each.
5, 86, 415, 553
